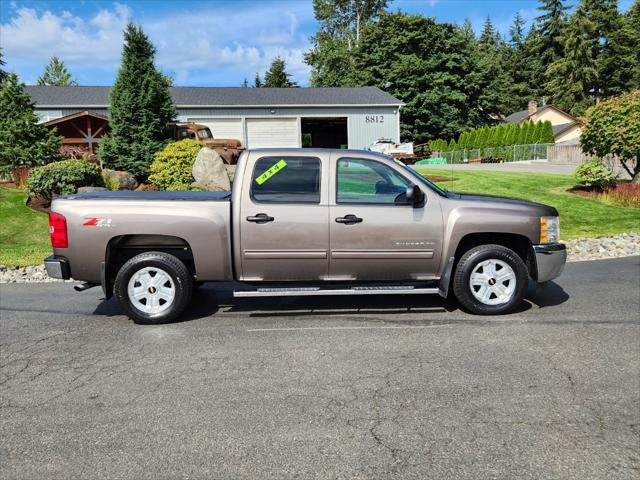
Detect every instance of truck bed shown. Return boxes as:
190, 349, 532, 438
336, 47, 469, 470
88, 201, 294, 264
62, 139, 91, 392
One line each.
51, 191, 233, 283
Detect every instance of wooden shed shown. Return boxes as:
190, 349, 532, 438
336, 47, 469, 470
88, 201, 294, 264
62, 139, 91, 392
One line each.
45, 111, 110, 156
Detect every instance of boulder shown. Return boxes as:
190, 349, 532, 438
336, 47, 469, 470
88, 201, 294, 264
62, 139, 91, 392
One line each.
77, 186, 108, 193
192, 148, 231, 191
102, 169, 138, 190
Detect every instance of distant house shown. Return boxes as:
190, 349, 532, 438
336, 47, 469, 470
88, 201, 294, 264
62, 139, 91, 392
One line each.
504, 101, 582, 144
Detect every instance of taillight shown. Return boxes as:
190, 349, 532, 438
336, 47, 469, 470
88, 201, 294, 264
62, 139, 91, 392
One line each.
49, 212, 68, 248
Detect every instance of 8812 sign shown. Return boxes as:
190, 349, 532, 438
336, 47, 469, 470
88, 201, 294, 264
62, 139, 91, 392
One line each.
365, 115, 384, 123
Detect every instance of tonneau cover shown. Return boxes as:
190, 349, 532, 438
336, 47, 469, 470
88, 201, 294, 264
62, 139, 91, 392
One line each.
61, 191, 231, 201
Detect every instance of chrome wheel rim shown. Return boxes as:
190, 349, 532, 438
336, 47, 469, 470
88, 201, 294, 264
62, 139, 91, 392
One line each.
127, 267, 175, 315
469, 259, 516, 306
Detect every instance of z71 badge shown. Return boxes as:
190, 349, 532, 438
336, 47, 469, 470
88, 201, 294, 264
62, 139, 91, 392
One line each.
83, 217, 112, 227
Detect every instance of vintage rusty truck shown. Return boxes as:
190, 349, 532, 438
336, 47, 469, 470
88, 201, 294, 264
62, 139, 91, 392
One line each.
44, 148, 566, 324
169, 122, 243, 164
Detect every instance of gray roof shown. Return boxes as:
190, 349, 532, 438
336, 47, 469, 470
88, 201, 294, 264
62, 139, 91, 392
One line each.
504, 109, 529, 123
25, 85, 403, 107
552, 121, 577, 135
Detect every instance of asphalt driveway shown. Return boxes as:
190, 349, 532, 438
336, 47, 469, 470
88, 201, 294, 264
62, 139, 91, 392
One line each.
1, 257, 639, 479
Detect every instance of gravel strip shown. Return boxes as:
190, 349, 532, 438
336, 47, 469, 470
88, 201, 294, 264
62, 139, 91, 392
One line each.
1, 233, 638, 283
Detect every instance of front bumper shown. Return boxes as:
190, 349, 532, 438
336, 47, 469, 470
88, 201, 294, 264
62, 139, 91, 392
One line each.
533, 243, 566, 283
44, 255, 71, 280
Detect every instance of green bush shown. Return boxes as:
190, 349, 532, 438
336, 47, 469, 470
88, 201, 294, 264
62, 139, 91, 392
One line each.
574, 159, 617, 189
28, 160, 103, 199
148, 139, 202, 190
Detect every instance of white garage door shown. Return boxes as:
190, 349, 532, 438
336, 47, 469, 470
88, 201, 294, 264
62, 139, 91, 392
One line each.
188, 118, 244, 144
246, 118, 299, 148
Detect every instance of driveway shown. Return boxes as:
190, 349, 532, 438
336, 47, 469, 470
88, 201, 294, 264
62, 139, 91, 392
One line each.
1, 257, 639, 479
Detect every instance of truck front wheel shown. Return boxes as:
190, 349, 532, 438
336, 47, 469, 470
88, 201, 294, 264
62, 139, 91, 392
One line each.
452, 244, 528, 315
114, 251, 193, 324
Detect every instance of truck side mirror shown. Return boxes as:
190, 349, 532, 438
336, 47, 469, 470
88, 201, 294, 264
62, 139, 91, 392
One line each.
405, 184, 426, 208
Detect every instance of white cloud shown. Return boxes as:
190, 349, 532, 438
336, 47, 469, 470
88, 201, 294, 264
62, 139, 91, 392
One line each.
0, 1, 314, 85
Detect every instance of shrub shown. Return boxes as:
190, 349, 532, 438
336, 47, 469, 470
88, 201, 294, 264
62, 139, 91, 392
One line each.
28, 160, 103, 200
601, 183, 640, 208
574, 159, 617, 189
148, 139, 202, 190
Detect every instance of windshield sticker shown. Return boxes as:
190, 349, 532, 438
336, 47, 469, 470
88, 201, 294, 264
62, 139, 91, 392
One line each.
255, 159, 287, 185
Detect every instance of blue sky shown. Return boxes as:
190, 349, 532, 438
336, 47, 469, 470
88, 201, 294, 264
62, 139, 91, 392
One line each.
0, 0, 633, 87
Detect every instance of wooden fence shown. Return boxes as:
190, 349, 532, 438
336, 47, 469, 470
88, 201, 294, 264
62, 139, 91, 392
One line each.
546, 144, 592, 164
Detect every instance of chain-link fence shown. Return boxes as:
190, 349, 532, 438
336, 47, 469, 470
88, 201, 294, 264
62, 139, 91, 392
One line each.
430, 143, 553, 164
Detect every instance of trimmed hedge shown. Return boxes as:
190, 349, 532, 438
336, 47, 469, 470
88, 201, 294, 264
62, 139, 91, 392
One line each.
28, 159, 103, 199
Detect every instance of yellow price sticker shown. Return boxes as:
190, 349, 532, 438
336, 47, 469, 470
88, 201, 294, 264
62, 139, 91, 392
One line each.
255, 159, 287, 185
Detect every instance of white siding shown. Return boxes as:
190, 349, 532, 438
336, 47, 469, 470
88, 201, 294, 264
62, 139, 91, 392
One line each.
246, 118, 299, 148
187, 117, 244, 143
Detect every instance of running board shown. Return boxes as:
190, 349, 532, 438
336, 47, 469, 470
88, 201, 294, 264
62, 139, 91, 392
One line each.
233, 285, 440, 298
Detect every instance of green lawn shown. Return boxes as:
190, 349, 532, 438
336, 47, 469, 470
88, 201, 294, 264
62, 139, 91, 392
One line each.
415, 168, 640, 239
0, 186, 51, 266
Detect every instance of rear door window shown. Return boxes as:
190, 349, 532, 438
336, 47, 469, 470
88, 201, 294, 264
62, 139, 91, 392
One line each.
251, 156, 321, 204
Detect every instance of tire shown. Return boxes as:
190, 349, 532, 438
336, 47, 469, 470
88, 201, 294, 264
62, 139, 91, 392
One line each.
114, 251, 193, 324
452, 244, 528, 315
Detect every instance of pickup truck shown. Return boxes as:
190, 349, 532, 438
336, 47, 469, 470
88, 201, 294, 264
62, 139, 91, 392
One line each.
44, 148, 566, 324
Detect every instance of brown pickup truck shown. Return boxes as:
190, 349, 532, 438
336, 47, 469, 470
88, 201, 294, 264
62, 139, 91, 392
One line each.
44, 148, 566, 324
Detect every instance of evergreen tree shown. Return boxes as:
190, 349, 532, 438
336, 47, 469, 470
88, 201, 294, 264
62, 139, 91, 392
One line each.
253, 72, 263, 88
0, 73, 61, 172
509, 12, 526, 47
628, 0, 640, 90
99, 23, 176, 179
536, 0, 569, 63
0, 49, 8, 82
37, 56, 78, 86
545, 5, 598, 115
241, 78, 249, 88
306, 0, 389, 86
479, 17, 500, 46
263, 56, 298, 87
541, 120, 555, 143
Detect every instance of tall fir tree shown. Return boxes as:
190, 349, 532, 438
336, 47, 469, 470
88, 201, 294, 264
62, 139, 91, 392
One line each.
263, 56, 298, 87
37, 56, 78, 86
0, 73, 61, 172
241, 78, 249, 88
253, 72, 263, 88
0, 49, 8, 82
545, 4, 598, 115
99, 23, 176, 179
536, 0, 569, 63
305, 0, 388, 86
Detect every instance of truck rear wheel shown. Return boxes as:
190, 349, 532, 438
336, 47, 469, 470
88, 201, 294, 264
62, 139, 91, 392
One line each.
114, 251, 193, 324
452, 244, 528, 315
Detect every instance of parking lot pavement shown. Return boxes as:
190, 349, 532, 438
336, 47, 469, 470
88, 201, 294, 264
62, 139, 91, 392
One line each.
1, 257, 639, 479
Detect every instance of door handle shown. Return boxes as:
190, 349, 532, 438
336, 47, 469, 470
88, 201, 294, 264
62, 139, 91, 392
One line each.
246, 213, 274, 223
335, 214, 363, 225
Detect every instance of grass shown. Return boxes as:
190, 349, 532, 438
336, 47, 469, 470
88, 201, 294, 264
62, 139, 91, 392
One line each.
415, 168, 640, 239
0, 186, 51, 267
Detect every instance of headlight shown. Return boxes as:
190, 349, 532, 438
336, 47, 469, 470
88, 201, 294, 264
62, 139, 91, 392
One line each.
540, 216, 560, 243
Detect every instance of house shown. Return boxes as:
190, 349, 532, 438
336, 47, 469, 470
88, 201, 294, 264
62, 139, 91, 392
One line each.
25, 86, 404, 150
504, 100, 582, 144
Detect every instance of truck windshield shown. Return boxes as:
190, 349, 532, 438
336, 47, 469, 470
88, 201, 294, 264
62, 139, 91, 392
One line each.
197, 129, 213, 139
399, 164, 449, 197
